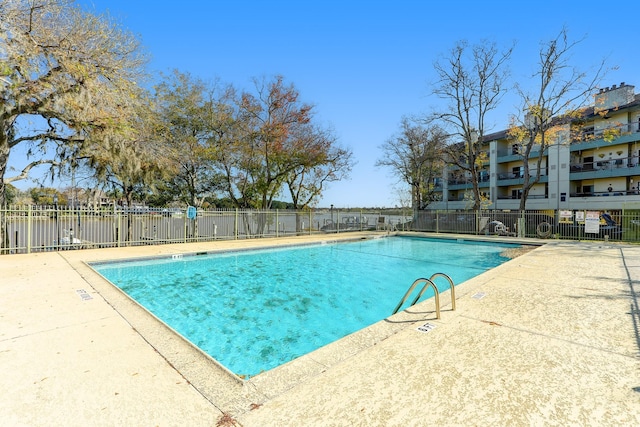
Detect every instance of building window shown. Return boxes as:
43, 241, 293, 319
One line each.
512, 166, 523, 178
584, 126, 594, 139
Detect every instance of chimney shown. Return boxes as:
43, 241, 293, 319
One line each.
594, 82, 636, 111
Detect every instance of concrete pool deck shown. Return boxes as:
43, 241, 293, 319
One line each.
1, 232, 639, 426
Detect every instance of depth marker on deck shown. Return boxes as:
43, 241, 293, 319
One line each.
416, 323, 436, 333
76, 289, 93, 301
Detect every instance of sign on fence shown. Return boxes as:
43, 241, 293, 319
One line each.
585, 211, 601, 234
559, 210, 573, 223
186, 206, 197, 220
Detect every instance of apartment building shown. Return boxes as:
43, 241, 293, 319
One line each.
429, 82, 640, 211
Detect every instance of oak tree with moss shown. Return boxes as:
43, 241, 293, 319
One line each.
0, 0, 147, 245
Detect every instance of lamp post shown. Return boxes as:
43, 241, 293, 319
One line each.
53, 194, 59, 249
330, 204, 334, 225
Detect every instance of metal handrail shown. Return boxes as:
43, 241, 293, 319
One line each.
392, 278, 440, 318
424, 273, 456, 311
392, 272, 457, 318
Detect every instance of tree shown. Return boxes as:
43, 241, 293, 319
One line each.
84, 99, 167, 241
376, 117, 447, 214
29, 187, 64, 206
285, 123, 353, 209
508, 28, 605, 211
285, 123, 353, 231
4, 183, 18, 205
209, 75, 351, 235
234, 76, 313, 210
431, 40, 513, 210
0, 0, 147, 246
154, 70, 233, 208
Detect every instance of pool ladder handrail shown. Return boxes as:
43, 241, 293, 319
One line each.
392, 273, 456, 318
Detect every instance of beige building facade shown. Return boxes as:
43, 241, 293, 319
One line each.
430, 82, 640, 211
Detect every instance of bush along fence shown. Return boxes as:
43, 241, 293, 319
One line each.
0, 205, 636, 255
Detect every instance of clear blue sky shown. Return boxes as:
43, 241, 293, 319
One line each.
10, 0, 639, 207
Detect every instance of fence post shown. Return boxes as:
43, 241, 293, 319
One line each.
116, 205, 122, 248
276, 209, 279, 238
517, 211, 526, 238
183, 214, 187, 243
27, 204, 32, 254
234, 208, 238, 240
474, 210, 478, 235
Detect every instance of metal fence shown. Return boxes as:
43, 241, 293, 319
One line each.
2, 205, 637, 255
0, 205, 410, 255
411, 209, 636, 242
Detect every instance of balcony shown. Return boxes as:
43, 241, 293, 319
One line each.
571, 122, 640, 149
571, 190, 636, 198
496, 145, 544, 162
446, 171, 490, 188
498, 172, 522, 180
570, 156, 640, 180
496, 194, 547, 200
496, 172, 548, 186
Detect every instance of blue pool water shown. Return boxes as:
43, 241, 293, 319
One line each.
92, 236, 518, 377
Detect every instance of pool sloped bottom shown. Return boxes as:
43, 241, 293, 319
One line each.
92, 236, 517, 377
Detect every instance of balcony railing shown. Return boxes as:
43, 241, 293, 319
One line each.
498, 172, 521, 180
572, 121, 640, 143
497, 171, 547, 180
496, 145, 544, 157
570, 156, 639, 172
571, 190, 637, 198
447, 172, 490, 185
496, 194, 547, 200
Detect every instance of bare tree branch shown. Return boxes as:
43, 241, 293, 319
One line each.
6, 159, 60, 183
430, 40, 513, 209
509, 27, 606, 210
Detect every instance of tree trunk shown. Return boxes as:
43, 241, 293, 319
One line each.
0, 134, 10, 249
124, 190, 134, 242
295, 212, 304, 233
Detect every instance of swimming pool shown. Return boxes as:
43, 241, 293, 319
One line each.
91, 236, 518, 377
